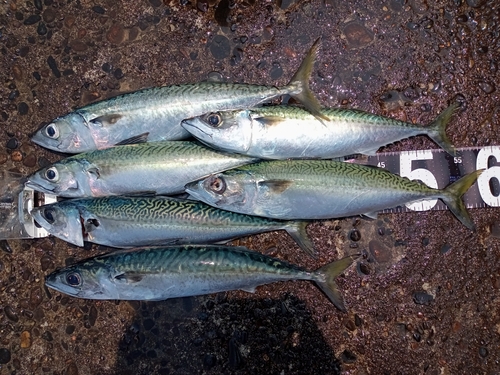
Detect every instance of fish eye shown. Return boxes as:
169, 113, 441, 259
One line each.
206, 113, 222, 127
208, 176, 226, 194
45, 124, 59, 139
66, 272, 82, 286
44, 208, 55, 223
44, 167, 59, 181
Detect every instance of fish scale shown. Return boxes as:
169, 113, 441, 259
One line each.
45, 245, 356, 311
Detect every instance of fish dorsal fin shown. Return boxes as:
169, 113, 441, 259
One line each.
258, 179, 293, 193
90, 114, 123, 127
115, 132, 150, 146
255, 116, 285, 126
115, 272, 144, 283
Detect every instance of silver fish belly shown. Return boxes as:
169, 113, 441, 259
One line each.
181, 104, 457, 159
31, 39, 326, 153
30, 196, 316, 256
185, 160, 481, 230
44, 245, 356, 311
25, 141, 257, 198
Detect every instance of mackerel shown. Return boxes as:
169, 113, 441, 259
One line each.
31, 195, 316, 256
181, 103, 457, 159
25, 141, 257, 198
31, 40, 326, 153
45, 245, 356, 311
185, 160, 482, 230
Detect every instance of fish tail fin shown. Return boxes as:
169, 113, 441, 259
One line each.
315, 254, 358, 312
441, 169, 484, 230
287, 38, 329, 122
285, 221, 317, 258
427, 102, 459, 156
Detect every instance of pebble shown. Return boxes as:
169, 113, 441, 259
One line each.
0, 348, 11, 364
12, 64, 23, 80
92, 5, 106, 14
413, 291, 434, 305
478, 81, 495, 94
11, 151, 23, 162
37, 22, 47, 35
210, 35, 230, 60
349, 229, 361, 242
89, 305, 98, 327
0, 153, 6, 164
4, 306, 19, 322
20, 331, 32, 348
70, 40, 88, 52
47, 56, 61, 78
18, 102, 29, 115
270, 62, 283, 80
107, 23, 125, 45
478, 346, 488, 358
343, 21, 373, 48
24, 15, 41, 25
341, 349, 357, 363
440, 243, 452, 254
34, 0, 43, 10
42, 8, 56, 23
30, 287, 43, 308
369, 240, 391, 263
64, 15, 76, 28
42, 331, 53, 342
6, 137, 19, 149
113, 68, 124, 79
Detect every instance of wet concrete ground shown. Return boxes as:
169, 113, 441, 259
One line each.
1, 0, 499, 374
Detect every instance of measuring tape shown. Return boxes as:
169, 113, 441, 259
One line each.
342, 146, 500, 213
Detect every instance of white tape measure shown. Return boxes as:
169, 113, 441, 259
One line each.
343, 146, 500, 213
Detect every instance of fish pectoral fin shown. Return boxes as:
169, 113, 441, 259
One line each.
362, 211, 378, 219
258, 179, 294, 193
240, 286, 257, 293
90, 114, 123, 127
114, 272, 144, 283
115, 132, 150, 146
255, 116, 285, 126
86, 167, 100, 179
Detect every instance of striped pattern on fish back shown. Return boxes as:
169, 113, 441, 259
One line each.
75, 196, 287, 226
236, 160, 438, 194
92, 246, 310, 278
83, 83, 283, 116
252, 106, 419, 128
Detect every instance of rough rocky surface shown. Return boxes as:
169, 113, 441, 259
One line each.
0, 0, 499, 374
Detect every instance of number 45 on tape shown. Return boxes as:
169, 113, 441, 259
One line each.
350, 146, 500, 213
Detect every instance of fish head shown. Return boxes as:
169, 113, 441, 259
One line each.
185, 171, 258, 213
31, 202, 85, 247
45, 260, 115, 299
26, 160, 89, 197
32, 113, 96, 153
181, 110, 253, 153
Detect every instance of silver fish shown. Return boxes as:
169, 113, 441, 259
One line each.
45, 245, 356, 311
185, 160, 482, 230
181, 103, 457, 159
31, 39, 327, 153
25, 141, 257, 198
30, 195, 317, 256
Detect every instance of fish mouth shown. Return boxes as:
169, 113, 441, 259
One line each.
181, 120, 214, 140
25, 179, 56, 194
